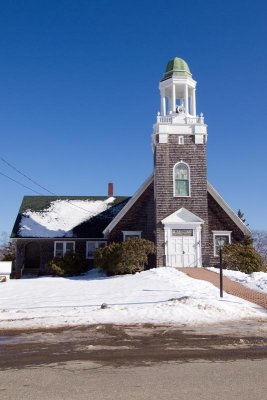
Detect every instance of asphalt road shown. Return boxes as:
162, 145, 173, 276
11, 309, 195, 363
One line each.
1, 323, 267, 400
1, 359, 267, 400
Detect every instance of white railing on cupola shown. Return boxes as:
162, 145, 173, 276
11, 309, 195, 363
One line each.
157, 113, 204, 125
157, 116, 173, 124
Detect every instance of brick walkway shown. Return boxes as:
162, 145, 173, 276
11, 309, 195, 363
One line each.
178, 268, 267, 310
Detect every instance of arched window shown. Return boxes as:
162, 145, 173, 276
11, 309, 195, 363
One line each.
174, 162, 190, 197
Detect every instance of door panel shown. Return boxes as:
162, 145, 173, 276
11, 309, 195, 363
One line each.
182, 237, 196, 267
168, 235, 196, 268
170, 237, 183, 268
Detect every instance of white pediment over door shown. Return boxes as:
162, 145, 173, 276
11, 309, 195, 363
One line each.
161, 207, 204, 225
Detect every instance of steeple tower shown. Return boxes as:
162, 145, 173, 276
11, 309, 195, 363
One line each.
153, 57, 209, 268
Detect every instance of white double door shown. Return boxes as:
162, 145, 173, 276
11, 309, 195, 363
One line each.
162, 209, 203, 268
169, 234, 196, 268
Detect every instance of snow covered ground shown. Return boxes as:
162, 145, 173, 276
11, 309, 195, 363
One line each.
0, 267, 266, 330
209, 268, 267, 294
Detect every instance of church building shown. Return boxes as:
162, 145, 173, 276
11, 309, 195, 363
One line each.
11, 57, 250, 276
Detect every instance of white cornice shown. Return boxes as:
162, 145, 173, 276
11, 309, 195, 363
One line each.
162, 207, 204, 225
159, 76, 196, 90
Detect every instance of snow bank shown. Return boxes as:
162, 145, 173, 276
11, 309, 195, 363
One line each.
0, 268, 266, 330
209, 268, 267, 294
19, 197, 115, 237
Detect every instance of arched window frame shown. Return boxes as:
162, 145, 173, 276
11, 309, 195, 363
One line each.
173, 161, 191, 197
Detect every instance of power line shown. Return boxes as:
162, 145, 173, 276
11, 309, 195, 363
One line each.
0, 171, 43, 195
0, 157, 56, 195
0, 158, 110, 216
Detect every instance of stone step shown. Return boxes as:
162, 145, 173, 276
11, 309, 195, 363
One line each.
22, 268, 39, 276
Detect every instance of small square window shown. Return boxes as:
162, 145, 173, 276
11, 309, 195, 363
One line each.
178, 136, 184, 145
122, 231, 142, 241
213, 232, 231, 256
125, 235, 140, 240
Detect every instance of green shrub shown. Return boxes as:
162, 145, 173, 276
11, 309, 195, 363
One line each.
48, 251, 88, 276
223, 240, 263, 274
94, 239, 156, 276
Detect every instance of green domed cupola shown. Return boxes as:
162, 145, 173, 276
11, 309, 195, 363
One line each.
161, 57, 192, 81
158, 56, 197, 117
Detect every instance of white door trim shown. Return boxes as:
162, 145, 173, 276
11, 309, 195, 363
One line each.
162, 208, 203, 268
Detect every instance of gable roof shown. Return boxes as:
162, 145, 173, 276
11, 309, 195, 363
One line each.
103, 175, 251, 237
12, 178, 250, 239
11, 195, 130, 239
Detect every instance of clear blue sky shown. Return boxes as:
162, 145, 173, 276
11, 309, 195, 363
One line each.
1, 0, 267, 238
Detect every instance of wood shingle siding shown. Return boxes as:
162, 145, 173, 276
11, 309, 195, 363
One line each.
154, 134, 209, 267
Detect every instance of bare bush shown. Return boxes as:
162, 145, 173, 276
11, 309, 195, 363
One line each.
252, 230, 267, 269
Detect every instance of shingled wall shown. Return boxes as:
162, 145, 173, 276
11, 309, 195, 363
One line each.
154, 134, 209, 267
207, 192, 247, 266
108, 181, 155, 245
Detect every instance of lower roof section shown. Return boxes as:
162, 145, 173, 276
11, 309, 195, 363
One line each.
11, 196, 130, 239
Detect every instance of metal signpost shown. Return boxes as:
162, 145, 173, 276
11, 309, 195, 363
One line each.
218, 238, 225, 298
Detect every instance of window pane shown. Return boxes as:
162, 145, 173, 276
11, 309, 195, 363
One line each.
215, 235, 229, 256
174, 163, 189, 196
66, 242, 74, 253
87, 242, 97, 258
172, 229, 193, 237
55, 242, 64, 258
125, 235, 140, 240
175, 180, 189, 196
175, 164, 188, 180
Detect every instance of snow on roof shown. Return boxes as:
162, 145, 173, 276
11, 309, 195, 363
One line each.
19, 197, 116, 238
